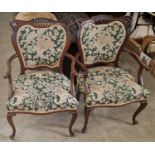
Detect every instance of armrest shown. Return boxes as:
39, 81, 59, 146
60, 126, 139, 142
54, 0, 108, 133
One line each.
123, 41, 155, 85
4, 54, 18, 99
64, 53, 76, 97
122, 47, 148, 70
75, 52, 88, 73
75, 53, 89, 95
65, 53, 76, 75
125, 38, 155, 71
126, 38, 142, 54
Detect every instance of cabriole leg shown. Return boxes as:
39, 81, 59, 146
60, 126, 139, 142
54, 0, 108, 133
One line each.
81, 106, 92, 133
7, 113, 16, 140
132, 101, 148, 125
69, 112, 77, 137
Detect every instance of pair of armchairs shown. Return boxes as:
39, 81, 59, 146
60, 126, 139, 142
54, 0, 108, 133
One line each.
5, 15, 152, 139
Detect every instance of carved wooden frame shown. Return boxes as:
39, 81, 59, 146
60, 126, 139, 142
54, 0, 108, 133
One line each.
76, 15, 149, 133
5, 18, 78, 139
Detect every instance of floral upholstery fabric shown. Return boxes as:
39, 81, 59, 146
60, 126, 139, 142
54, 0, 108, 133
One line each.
77, 66, 150, 106
80, 21, 126, 64
7, 71, 78, 112
17, 25, 67, 68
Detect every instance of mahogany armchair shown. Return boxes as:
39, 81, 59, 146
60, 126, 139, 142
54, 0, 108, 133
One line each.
76, 15, 151, 133
5, 18, 78, 139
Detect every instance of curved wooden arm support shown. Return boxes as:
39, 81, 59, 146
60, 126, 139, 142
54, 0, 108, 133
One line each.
75, 53, 88, 73
125, 38, 155, 76
75, 53, 89, 95
65, 53, 76, 75
122, 47, 149, 86
126, 38, 142, 54
64, 53, 76, 96
123, 47, 148, 69
4, 54, 18, 99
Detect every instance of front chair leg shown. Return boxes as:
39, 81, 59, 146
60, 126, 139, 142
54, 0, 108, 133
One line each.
82, 106, 92, 133
69, 112, 77, 137
132, 101, 148, 125
7, 113, 16, 140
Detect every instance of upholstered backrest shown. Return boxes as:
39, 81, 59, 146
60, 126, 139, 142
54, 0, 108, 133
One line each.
79, 20, 127, 65
11, 19, 69, 69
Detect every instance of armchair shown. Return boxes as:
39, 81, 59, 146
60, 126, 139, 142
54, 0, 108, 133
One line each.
76, 15, 151, 133
5, 18, 78, 139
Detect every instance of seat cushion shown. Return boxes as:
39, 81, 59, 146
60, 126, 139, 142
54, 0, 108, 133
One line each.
77, 66, 150, 107
7, 70, 78, 112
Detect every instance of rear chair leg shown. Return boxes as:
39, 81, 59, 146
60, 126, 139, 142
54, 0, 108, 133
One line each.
69, 112, 77, 137
132, 101, 148, 125
82, 106, 92, 133
7, 113, 16, 140
76, 91, 81, 101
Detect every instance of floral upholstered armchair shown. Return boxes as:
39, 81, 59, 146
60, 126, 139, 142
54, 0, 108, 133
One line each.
76, 15, 151, 133
4, 18, 78, 139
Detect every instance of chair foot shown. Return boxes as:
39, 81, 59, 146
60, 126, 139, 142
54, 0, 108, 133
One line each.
10, 135, 15, 140
81, 106, 92, 133
81, 128, 86, 133
132, 101, 148, 125
69, 112, 77, 137
133, 120, 138, 125
7, 113, 16, 140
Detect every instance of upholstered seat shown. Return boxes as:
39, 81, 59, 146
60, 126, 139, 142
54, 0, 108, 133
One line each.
7, 71, 78, 112
77, 66, 150, 106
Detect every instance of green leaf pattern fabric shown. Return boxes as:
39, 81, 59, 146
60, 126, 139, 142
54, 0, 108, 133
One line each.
17, 25, 66, 68
7, 71, 78, 112
80, 21, 126, 64
77, 66, 150, 106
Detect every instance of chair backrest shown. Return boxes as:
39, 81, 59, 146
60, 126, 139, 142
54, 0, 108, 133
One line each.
77, 15, 131, 66
10, 18, 70, 72
15, 12, 58, 21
